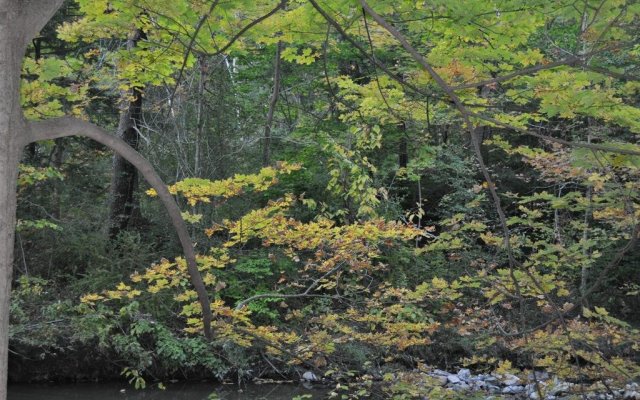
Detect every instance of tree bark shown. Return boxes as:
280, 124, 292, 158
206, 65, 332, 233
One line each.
0, 3, 42, 396
398, 121, 408, 169
108, 30, 144, 239
263, 41, 282, 167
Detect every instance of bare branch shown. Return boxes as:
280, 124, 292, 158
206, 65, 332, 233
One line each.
169, 0, 287, 103
169, 0, 221, 102
308, 0, 432, 98
25, 116, 214, 340
452, 56, 582, 91
450, 45, 625, 91
472, 113, 640, 156
204, 0, 288, 57
236, 262, 345, 310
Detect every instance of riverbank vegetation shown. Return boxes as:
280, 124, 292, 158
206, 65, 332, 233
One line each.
10, 0, 640, 398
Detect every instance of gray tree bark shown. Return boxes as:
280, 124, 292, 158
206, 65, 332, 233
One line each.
109, 30, 144, 239
263, 41, 282, 167
0, 3, 52, 397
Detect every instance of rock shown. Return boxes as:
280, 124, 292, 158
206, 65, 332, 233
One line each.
447, 374, 462, 384
472, 380, 486, 390
624, 391, 640, 400
549, 381, 573, 395
432, 369, 449, 376
432, 375, 448, 386
502, 373, 521, 386
525, 383, 536, 395
502, 385, 525, 394
452, 382, 470, 391
483, 375, 499, 383
527, 371, 549, 382
302, 371, 319, 382
486, 384, 501, 394
457, 368, 472, 381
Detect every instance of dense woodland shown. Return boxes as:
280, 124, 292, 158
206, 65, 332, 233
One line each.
7, 0, 640, 398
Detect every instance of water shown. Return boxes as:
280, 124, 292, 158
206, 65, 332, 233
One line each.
8, 382, 328, 400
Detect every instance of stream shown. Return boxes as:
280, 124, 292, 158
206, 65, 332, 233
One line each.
8, 382, 328, 400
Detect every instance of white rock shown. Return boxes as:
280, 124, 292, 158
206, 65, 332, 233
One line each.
624, 391, 640, 400
457, 368, 472, 381
484, 375, 499, 383
302, 371, 319, 381
549, 381, 573, 395
487, 385, 501, 393
447, 374, 462, 384
472, 381, 486, 389
503, 373, 521, 386
527, 371, 549, 382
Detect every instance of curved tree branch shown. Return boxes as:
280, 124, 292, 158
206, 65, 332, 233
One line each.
450, 44, 627, 91
204, 0, 288, 57
19, 0, 65, 45
24, 116, 213, 340
169, 0, 288, 103
472, 113, 640, 156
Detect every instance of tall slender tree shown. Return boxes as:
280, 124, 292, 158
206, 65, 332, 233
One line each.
108, 29, 144, 239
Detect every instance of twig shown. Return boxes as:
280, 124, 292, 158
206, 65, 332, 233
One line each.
236, 261, 345, 310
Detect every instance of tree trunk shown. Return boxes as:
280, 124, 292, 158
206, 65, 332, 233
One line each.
0, 140, 20, 400
263, 41, 282, 167
398, 121, 408, 169
194, 57, 206, 177
108, 31, 143, 239
0, 4, 40, 397
0, 148, 19, 400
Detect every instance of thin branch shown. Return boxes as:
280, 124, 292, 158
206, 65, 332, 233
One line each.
452, 56, 582, 91
236, 261, 345, 310
204, 0, 288, 57
169, 0, 221, 103
307, 0, 433, 99
169, 0, 288, 104
472, 113, 640, 156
